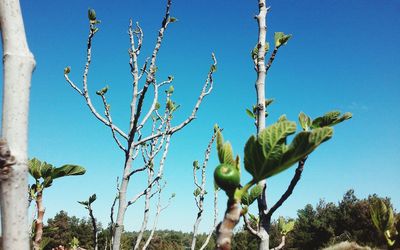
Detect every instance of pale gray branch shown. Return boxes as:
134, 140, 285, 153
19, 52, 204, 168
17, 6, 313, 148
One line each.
199, 189, 218, 250
64, 74, 83, 95
134, 54, 217, 147
243, 214, 259, 237
64, 24, 128, 141
100, 94, 127, 152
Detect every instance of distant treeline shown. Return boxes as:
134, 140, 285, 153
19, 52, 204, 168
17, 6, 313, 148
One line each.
0, 189, 396, 249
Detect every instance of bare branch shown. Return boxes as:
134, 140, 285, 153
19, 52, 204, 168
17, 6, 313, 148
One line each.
127, 176, 160, 207
134, 164, 155, 250
191, 129, 218, 250
128, 0, 173, 147
199, 188, 219, 250
265, 47, 279, 74
136, 83, 159, 132
194, 197, 201, 210
64, 22, 128, 141
271, 236, 286, 250
134, 22, 144, 55
134, 54, 217, 147
128, 19, 141, 132
243, 214, 259, 237
137, 58, 150, 82
128, 165, 147, 178
142, 182, 174, 249
64, 74, 83, 95
266, 157, 307, 219
99, 94, 127, 152
110, 177, 120, 228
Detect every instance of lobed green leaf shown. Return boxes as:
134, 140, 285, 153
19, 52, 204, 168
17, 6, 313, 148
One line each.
51, 165, 86, 179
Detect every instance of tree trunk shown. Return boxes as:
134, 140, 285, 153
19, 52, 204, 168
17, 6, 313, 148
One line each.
33, 191, 45, 250
258, 227, 269, 250
112, 153, 132, 250
254, 1, 270, 249
0, 0, 35, 249
216, 200, 241, 250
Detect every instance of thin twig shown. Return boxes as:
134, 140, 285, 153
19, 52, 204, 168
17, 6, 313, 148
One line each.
64, 23, 128, 140
265, 47, 278, 74
134, 54, 217, 147
142, 182, 174, 250
199, 188, 219, 250
100, 94, 127, 152
128, 0, 172, 148
191, 129, 218, 250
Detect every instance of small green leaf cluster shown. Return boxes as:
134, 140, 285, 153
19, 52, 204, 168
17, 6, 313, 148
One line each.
168, 17, 178, 23
88, 9, 101, 33
241, 184, 263, 206
277, 216, 295, 236
244, 111, 351, 182
64, 66, 71, 75
274, 32, 292, 48
214, 110, 351, 207
29, 158, 86, 199
78, 194, 97, 209
244, 117, 332, 182
96, 85, 109, 96
164, 87, 181, 119
69, 236, 80, 248
370, 198, 399, 247
246, 99, 274, 119
250, 31, 291, 61
251, 42, 270, 60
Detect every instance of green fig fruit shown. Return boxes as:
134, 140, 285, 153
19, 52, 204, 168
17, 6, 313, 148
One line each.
214, 163, 240, 194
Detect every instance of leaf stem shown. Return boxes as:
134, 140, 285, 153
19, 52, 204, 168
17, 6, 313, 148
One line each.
234, 179, 255, 201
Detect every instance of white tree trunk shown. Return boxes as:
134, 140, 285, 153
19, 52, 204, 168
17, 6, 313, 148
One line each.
0, 0, 35, 249
258, 227, 269, 250
255, 1, 270, 250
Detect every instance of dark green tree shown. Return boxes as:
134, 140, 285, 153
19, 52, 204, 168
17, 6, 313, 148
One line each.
42, 211, 96, 250
289, 204, 333, 249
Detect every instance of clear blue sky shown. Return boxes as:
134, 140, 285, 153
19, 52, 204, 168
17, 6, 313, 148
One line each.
1, 0, 399, 233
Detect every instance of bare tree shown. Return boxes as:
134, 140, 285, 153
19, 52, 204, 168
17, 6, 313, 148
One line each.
191, 128, 219, 250
64, 1, 216, 249
0, 0, 35, 248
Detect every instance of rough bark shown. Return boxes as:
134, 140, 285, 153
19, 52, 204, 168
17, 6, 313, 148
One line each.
33, 191, 45, 250
216, 200, 241, 250
0, 0, 35, 249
